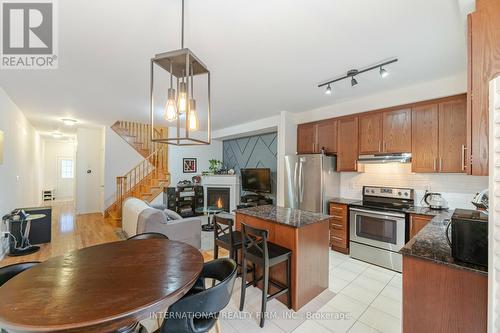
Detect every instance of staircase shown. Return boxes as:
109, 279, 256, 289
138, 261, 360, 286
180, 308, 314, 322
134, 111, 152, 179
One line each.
105, 121, 170, 222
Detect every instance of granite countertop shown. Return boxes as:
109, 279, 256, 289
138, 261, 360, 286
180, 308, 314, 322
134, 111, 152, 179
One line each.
329, 197, 360, 205
234, 205, 331, 228
404, 206, 448, 216
400, 210, 488, 275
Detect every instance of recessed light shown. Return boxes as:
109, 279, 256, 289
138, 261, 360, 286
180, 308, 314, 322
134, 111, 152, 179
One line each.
52, 132, 63, 139
62, 118, 77, 126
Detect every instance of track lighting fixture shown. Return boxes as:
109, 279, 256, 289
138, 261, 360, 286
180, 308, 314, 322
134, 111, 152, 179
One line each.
380, 66, 389, 78
317, 58, 397, 92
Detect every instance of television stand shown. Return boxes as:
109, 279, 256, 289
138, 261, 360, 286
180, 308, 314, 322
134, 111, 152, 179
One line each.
240, 194, 273, 207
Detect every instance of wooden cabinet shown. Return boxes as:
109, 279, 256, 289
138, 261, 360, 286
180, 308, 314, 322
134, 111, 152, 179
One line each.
329, 202, 349, 254
297, 123, 316, 154
409, 214, 433, 239
317, 119, 337, 154
439, 98, 467, 173
337, 117, 358, 172
412, 104, 439, 173
297, 120, 337, 154
359, 113, 382, 154
412, 97, 467, 173
382, 109, 412, 153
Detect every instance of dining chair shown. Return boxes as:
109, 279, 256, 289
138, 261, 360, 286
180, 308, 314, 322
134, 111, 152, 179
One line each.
0, 262, 40, 287
239, 222, 292, 328
127, 232, 169, 240
160, 258, 237, 333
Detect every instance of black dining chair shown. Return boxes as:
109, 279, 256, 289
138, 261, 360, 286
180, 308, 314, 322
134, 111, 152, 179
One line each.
127, 232, 169, 240
0, 262, 40, 287
159, 258, 237, 333
239, 223, 292, 328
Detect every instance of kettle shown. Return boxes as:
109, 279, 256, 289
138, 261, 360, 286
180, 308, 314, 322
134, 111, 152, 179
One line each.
472, 189, 489, 211
423, 192, 448, 210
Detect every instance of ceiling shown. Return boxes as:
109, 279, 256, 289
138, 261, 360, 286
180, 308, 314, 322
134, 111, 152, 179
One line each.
0, 0, 467, 135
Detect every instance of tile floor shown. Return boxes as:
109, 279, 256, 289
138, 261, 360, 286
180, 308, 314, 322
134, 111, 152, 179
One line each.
219, 250, 402, 333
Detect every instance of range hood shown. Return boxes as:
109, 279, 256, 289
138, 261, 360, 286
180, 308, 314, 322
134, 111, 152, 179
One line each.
358, 153, 412, 164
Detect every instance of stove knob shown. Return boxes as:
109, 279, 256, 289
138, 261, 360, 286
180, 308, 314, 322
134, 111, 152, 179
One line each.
398, 192, 402, 196
371, 190, 375, 193
404, 192, 408, 196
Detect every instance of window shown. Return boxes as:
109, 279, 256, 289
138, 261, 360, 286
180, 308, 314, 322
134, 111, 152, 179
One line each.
61, 159, 74, 179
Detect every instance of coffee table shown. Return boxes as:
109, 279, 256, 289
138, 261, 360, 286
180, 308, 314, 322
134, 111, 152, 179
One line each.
196, 206, 224, 231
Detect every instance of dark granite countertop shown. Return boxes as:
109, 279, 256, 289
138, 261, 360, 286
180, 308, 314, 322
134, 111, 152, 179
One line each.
404, 206, 448, 216
234, 205, 331, 228
328, 197, 360, 205
400, 210, 488, 275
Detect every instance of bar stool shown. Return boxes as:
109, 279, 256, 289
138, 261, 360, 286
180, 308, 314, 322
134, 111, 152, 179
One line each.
213, 215, 242, 261
239, 222, 292, 328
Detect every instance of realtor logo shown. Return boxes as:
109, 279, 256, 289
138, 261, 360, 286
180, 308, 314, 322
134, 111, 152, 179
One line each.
1, 0, 58, 69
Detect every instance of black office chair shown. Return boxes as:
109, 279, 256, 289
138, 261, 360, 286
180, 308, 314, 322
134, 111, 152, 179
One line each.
239, 223, 292, 328
160, 258, 237, 333
127, 232, 169, 240
0, 262, 40, 287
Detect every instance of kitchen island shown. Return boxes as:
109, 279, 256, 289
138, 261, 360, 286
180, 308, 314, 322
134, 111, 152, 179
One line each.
400, 210, 488, 333
235, 205, 330, 310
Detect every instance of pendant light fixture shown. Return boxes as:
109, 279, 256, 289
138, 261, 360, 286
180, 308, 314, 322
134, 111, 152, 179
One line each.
150, 0, 211, 145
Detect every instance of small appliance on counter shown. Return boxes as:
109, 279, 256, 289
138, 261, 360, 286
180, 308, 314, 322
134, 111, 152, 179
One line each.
471, 189, 489, 211
423, 192, 448, 210
446, 208, 488, 267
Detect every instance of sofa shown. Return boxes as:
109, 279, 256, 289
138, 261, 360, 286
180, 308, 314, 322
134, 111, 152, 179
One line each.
122, 197, 202, 249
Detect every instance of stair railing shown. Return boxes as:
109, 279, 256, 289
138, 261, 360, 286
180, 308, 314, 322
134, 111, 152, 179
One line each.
112, 120, 167, 155
115, 145, 168, 218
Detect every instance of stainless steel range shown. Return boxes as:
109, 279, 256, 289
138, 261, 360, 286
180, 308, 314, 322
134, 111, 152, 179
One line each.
349, 186, 414, 272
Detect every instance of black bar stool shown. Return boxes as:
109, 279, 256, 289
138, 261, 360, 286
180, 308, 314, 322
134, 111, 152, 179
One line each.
239, 223, 292, 328
213, 215, 242, 261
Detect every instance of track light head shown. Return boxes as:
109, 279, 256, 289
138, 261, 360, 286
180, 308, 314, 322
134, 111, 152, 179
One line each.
325, 84, 332, 95
351, 77, 358, 87
380, 66, 389, 78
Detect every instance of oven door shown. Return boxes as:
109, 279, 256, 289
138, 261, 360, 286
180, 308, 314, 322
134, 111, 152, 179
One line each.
349, 207, 406, 251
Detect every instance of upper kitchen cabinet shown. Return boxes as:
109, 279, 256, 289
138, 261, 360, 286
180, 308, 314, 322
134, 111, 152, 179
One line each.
359, 113, 383, 154
297, 119, 337, 154
467, 0, 500, 176
412, 96, 467, 173
382, 109, 412, 153
337, 116, 358, 172
297, 123, 316, 154
412, 104, 439, 173
317, 119, 338, 154
439, 97, 467, 173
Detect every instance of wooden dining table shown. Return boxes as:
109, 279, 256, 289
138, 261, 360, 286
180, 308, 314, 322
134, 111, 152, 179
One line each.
0, 239, 204, 333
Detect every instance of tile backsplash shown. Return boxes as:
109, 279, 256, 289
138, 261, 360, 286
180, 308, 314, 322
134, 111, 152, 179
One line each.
338, 163, 488, 209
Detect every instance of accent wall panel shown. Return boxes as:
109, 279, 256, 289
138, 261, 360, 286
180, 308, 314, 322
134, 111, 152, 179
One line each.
223, 132, 277, 198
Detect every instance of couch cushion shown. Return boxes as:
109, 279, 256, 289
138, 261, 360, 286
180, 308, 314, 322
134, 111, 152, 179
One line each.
164, 209, 183, 220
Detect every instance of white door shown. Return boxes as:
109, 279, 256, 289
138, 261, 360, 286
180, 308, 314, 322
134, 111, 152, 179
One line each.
57, 156, 75, 199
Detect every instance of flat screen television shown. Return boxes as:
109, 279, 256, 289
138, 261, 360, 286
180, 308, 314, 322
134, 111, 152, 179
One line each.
241, 168, 271, 193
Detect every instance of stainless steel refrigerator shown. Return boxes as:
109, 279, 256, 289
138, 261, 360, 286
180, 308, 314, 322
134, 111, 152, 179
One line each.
284, 154, 339, 214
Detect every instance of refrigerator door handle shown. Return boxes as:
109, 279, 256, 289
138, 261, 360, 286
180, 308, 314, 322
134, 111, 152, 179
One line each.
293, 161, 299, 206
299, 159, 304, 203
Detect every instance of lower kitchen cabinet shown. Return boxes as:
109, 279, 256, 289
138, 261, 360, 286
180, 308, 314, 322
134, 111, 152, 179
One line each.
329, 202, 349, 253
409, 214, 433, 239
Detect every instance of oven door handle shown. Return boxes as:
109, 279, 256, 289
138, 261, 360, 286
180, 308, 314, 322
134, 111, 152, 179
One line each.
349, 207, 406, 219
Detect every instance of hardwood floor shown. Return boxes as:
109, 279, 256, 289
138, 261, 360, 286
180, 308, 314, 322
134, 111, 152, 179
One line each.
0, 200, 225, 268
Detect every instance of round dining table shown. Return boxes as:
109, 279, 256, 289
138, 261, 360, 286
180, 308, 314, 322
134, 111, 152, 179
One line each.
0, 239, 204, 333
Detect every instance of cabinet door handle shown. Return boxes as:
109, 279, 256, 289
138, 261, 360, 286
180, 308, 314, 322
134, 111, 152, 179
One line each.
383, 141, 386, 152
331, 222, 343, 228
331, 235, 344, 242
330, 218, 343, 223
378, 141, 382, 152
439, 158, 442, 172
433, 158, 437, 171
461, 145, 467, 171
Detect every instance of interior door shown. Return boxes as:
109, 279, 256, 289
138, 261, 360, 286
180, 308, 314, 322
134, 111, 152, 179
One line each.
359, 112, 383, 154
383, 109, 411, 153
297, 155, 322, 213
337, 117, 358, 172
438, 98, 467, 173
56, 156, 75, 199
412, 104, 439, 172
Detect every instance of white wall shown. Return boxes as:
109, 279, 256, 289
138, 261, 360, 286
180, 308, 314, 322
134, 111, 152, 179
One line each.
0, 87, 43, 258
103, 127, 143, 208
276, 111, 297, 206
43, 139, 76, 199
76, 127, 105, 214
168, 140, 223, 186
339, 163, 488, 209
